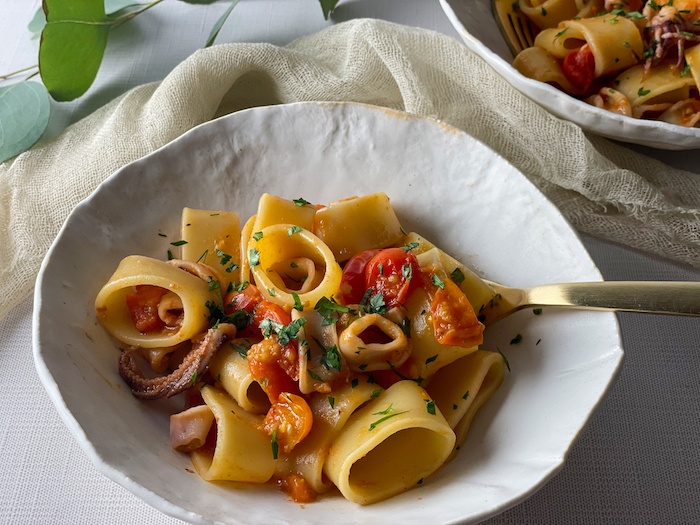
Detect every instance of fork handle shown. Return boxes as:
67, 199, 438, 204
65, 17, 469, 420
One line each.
525, 281, 700, 316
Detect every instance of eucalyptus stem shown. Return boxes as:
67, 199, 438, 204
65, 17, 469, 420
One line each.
111, 0, 166, 30
0, 64, 39, 81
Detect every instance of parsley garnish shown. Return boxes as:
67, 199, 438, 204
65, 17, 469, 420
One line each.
314, 296, 352, 325
368, 404, 409, 431
401, 241, 419, 252
231, 341, 250, 357
252, 231, 263, 241
249, 248, 260, 267
271, 429, 279, 459
510, 333, 523, 344
292, 292, 303, 311
425, 354, 438, 365
288, 225, 303, 236
425, 399, 436, 415
259, 317, 307, 346
533, 308, 543, 315
431, 274, 445, 290
170, 239, 187, 246
497, 348, 511, 372
638, 87, 651, 97
370, 388, 382, 398
401, 263, 413, 281
328, 395, 335, 409
450, 267, 465, 284
368, 292, 387, 314
293, 197, 312, 207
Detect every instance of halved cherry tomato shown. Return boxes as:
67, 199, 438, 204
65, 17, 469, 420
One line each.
562, 44, 595, 93
337, 249, 380, 304
263, 392, 313, 454
427, 273, 484, 348
248, 338, 300, 402
280, 474, 316, 503
365, 248, 420, 307
223, 284, 262, 315
125, 285, 167, 333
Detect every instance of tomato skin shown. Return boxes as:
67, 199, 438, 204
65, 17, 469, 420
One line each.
125, 285, 167, 333
279, 474, 316, 503
263, 393, 313, 454
223, 284, 262, 315
562, 44, 595, 93
248, 338, 300, 402
337, 249, 381, 304
427, 274, 484, 348
365, 248, 420, 307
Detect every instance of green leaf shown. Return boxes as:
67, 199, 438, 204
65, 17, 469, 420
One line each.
204, 0, 238, 47
319, 0, 340, 19
40, 0, 111, 101
28, 8, 46, 39
0, 81, 50, 163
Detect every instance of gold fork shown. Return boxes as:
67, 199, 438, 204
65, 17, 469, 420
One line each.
479, 280, 700, 326
492, 0, 538, 56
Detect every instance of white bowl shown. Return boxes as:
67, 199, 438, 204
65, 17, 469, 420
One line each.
33, 101, 623, 524
440, 0, 700, 150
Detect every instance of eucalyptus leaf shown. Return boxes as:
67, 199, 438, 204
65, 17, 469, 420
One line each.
40, 0, 110, 102
206, 0, 240, 47
27, 7, 46, 39
29, 1, 140, 38
0, 81, 50, 163
319, 0, 340, 19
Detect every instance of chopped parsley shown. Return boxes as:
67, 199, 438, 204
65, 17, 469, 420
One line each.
368, 404, 409, 431
431, 274, 445, 290
259, 317, 307, 346
510, 333, 523, 345
288, 225, 303, 236
293, 197, 312, 207
328, 395, 335, 409
401, 241, 419, 252
170, 239, 188, 246
314, 296, 352, 325
425, 399, 436, 415
533, 308, 543, 315
271, 429, 279, 459
497, 348, 511, 372
292, 292, 303, 311
249, 248, 261, 267
450, 267, 465, 284
252, 231, 264, 241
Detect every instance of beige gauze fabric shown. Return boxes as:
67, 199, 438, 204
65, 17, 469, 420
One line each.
1, 19, 700, 322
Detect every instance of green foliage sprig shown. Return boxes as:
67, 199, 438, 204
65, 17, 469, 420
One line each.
0, 0, 340, 163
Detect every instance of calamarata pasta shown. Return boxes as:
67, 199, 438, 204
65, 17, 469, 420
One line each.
94, 193, 506, 505
512, 1, 700, 126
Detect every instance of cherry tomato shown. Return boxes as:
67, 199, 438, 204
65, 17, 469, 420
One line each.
428, 275, 484, 348
253, 301, 291, 329
125, 285, 167, 333
248, 338, 300, 402
337, 249, 380, 304
223, 284, 262, 315
279, 474, 316, 503
365, 248, 420, 307
263, 393, 313, 454
562, 44, 595, 93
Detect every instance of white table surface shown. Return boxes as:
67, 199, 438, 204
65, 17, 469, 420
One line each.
2, 1, 700, 523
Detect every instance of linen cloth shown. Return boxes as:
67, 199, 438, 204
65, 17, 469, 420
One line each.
1, 18, 699, 322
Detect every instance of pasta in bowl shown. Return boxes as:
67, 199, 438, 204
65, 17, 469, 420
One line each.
33, 101, 622, 524
440, 0, 700, 148
94, 192, 506, 505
